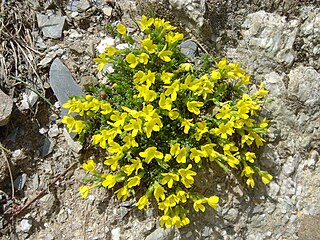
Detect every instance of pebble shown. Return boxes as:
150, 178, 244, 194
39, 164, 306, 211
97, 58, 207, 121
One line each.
48, 124, 60, 137
20, 219, 32, 233
145, 227, 175, 240
102, 6, 113, 17
13, 173, 27, 191
0, 89, 13, 126
37, 14, 66, 39
180, 40, 197, 60
282, 156, 296, 177
111, 227, 121, 240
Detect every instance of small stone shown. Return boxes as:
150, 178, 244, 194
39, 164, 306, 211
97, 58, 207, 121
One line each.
102, 6, 113, 17
38, 52, 57, 67
14, 173, 27, 191
118, 207, 129, 219
41, 137, 54, 156
145, 227, 175, 240
12, 149, 22, 158
49, 58, 84, 117
76, 0, 91, 12
68, 29, 82, 38
111, 227, 121, 240
268, 181, 280, 198
37, 14, 66, 39
282, 156, 296, 176
62, 128, 82, 153
48, 124, 59, 138
87, 195, 95, 205
39, 127, 48, 134
20, 90, 39, 110
20, 218, 32, 233
180, 40, 197, 60
0, 89, 13, 126
80, 76, 99, 90
46, 233, 55, 240
32, 173, 39, 190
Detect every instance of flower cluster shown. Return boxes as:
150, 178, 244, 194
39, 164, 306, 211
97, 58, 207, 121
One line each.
62, 15, 272, 228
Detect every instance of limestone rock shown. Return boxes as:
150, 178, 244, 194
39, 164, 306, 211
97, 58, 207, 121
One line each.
37, 14, 66, 39
0, 89, 13, 126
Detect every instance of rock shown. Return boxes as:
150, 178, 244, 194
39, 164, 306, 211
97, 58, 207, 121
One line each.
102, 6, 113, 17
20, 218, 32, 233
287, 66, 320, 109
145, 227, 175, 240
41, 137, 54, 157
282, 156, 296, 177
37, 14, 66, 39
76, 0, 91, 12
80, 76, 99, 90
268, 181, 280, 198
46, 233, 55, 240
13, 173, 27, 191
48, 124, 59, 138
111, 227, 121, 240
264, 72, 286, 98
168, 0, 206, 28
227, 10, 299, 73
20, 90, 39, 110
32, 173, 39, 190
0, 89, 13, 126
62, 128, 82, 153
180, 40, 198, 60
299, 215, 320, 240
49, 58, 84, 117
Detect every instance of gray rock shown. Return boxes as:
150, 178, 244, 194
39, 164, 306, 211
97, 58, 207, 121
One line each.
48, 124, 59, 138
0, 89, 13, 126
299, 215, 320, 240
180, 40, 197, 60
169, 0, 206, 28
282, 156, 296, 177
37, 14, 66, 39
39, 52, 57, 67
20, 90, 39, 110
111, 227, 121, 240
20, 218, 32, 233
49, 58, 84, 117
46, 233, 55, 240
14, 173, 27, 191
287, 66, 320, 109
62, 128, 82, 153
264, 72, 286, 98
145, 227, 175, 240
76, 0, 91, 12
41, 137, 54, 157
102, 6, 113, 17
268, 181, 280, 198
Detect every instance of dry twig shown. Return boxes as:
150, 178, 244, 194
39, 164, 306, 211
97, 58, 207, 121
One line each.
0, 143, 15, 200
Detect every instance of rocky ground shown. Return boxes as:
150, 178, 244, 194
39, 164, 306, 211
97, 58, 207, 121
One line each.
0, 0, 320, 239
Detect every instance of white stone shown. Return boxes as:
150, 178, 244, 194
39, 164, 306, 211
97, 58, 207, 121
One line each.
111, 227, 121, 240
20, 219, 32, 233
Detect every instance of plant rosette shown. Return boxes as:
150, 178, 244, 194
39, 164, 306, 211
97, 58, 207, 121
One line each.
61, 15, 273, 228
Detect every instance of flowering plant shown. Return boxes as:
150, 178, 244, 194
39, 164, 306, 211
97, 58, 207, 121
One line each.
61, 15, 272, 228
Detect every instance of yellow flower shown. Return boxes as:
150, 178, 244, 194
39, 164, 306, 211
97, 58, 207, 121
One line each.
181, 118, 194, 134
164, 154, 172, 162
136, 195, 149, 210
187, 101, 204, 115
79, 185, 91, 199
175, 147, 187, 163
117, 23, 127, 35
160, 214, 173, 228
259, 117, 269, 129
178, 164, 197, 188
211, 69, 221, 80
261, 171, 273, 184
108, 111, 127, 127
136, 85, 157, 102
104, 154, 122, 171
137, 15, 154, 31
164, 79, 180, 101
107, 141, 123, 154
139, 147, 163, 163
159, 92, 172, 111
165, 31, 184, 44
170, 143, 180, 156
168, 109, 179, 120
139, 53, 149, 64
216, 58, 227, 69
154, 184, 167, 202
141, 38, 157, 53
82, 159, 96, 173
245, 152, 256, 163
216, 104, 231, 119
241, 134, 254, 147
93, 53, 108, 71
164, 194, 179, 207
158, 45, 173, 62
100, 103, 112, 115
246, 177, 255, 188
106, 46, 118, 57
115, 185, 129, 201
190, 148, 205, 163
161, 71, 174, 84
201, 144, 220, 161
102, 174, 117, 189
161, 172, 179, 188
193, 198, 207, 212
126, 53, 139, 68
207, 196, 219, 209
127, 175, 141, 188
61, 116, 76, 132
123, 118, 143, 137
123, 135, 139, 148
176, 190, 188, 203
241, 165, 254, 178
195, 120, 209, 141
72, 120, 85, 134
144, 118, 162, 138
255, 82, 269, 98
211, 121, 234, 139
